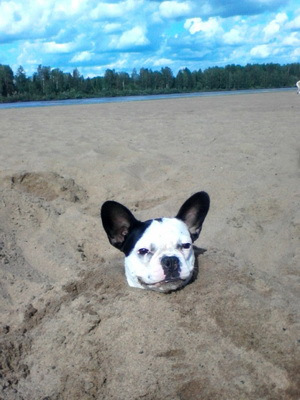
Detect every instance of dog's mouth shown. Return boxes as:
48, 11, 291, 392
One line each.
137, 276, 192, 293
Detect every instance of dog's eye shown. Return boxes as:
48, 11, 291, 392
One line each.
138, 248, 149, 255
182, 243, 191, 249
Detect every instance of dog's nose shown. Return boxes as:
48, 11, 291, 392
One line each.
161, 256, 181, 279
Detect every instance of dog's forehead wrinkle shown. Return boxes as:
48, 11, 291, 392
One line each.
135, 217, 190, 249
150, 243, 157, 252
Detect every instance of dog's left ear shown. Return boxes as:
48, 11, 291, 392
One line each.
176, 191, 210, 242
101, 201, 140, 251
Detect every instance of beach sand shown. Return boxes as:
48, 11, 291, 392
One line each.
0, 91, 299, 399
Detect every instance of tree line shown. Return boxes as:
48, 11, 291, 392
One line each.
0, 62, 299, 103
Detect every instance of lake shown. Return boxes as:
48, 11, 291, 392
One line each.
0, 87, 295, 109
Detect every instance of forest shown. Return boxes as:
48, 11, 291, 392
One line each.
0, 62, 299, 103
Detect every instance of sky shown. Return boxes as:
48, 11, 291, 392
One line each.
0, 0, 300, 78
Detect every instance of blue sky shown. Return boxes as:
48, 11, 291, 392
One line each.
0, 0, 299, 77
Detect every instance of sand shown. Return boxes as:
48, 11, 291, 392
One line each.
0, 91, 299, 399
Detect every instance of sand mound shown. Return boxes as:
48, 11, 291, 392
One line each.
11, 171, 88, 203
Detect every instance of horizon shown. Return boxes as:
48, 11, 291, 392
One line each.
3, 61, 300, 81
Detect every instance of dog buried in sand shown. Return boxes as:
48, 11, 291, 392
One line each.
101, 191, 210, 293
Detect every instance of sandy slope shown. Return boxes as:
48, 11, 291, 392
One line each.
0, 91, 299, 399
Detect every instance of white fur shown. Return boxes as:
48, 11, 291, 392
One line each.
296, 80, 300, 94
124, 218, 195, 290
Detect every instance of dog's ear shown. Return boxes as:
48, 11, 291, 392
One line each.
176, 191, 210, 242
101, 201, 139, 251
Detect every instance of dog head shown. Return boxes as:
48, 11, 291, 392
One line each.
101, 192, 210, 293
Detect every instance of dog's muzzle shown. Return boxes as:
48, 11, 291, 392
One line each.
137, 255, 192, 292
137, 275, 192, 293
161, 255, 181, 279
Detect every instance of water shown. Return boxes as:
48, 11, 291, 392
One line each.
0, 87, 295, 110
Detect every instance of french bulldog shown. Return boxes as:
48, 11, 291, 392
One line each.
101, 191, 210, 293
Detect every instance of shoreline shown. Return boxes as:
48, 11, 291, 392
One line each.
0, 86, 295, 109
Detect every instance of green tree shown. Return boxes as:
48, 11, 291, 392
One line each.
182, 68, 193, 90
50, 68, 65, 93
139, 68, 152, 90
15, 66, 28, 94
153, 70, 163, 89
38, 65, 51, 94
161, 67, 174, 89
131, 68, 139, 89
104, 69, 117, 91
0, 64, 15, 96
90, 76, 103, 93
117, 72, 130, 90
1, 61, 300, 103
175, 70, 184, 90
192, 69, 204, 90
72, 68, 84, 92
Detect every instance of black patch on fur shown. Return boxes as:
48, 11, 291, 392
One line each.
122, 220, 153, 256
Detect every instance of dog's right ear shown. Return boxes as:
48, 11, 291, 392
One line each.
176, 191, 210, 242
101, 201, 139, 251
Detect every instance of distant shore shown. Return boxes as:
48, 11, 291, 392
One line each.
0, 86, 295, 109
1, 61, 299, 107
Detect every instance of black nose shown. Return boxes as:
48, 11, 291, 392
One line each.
161, 256, 181, 279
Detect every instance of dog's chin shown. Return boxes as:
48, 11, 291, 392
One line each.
137, 276, 192, 293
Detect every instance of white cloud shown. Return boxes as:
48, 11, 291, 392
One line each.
0, 1, 19, 33
282, 32, 300, 46
110, 26, 150, 50
71, 51, 93, 62
17, 40, 43, 68
103, 23, 123, 33
53, 0, 88, 16
90, 0, 139, 20
90, 2, 122, 19
0, 1, 49, 35
104, 55, 130, 71
184, 17, 222, 36
250, 44, 272, 58
153, 58, 174, 66
0, 0, 87, 36
159, 1, 192, 19
286, 14, 300, 30
223, 28, 244, 44
291, 47, 300, 58
263, 12, 288, 38
43, 41, 75, 53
